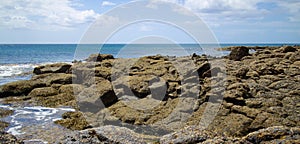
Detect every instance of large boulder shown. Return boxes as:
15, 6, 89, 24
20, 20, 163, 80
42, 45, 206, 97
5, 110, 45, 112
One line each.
197, 62, 211, 78
77, 78, 117, 110
33, 63, 72, 75
229, 46, 249, 61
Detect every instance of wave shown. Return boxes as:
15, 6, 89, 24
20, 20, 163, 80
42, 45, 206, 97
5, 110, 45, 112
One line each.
0, 62, 73, 77
0, 62, 71, 85
0, 64, 39, 77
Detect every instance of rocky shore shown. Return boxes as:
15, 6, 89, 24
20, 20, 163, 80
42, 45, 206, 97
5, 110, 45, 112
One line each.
0, 46, 299, 143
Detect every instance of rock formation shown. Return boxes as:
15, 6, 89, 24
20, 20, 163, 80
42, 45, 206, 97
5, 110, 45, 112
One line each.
0, 46, 299, 143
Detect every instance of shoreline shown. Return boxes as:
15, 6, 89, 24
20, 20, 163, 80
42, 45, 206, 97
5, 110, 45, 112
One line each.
0, 45, 299, 143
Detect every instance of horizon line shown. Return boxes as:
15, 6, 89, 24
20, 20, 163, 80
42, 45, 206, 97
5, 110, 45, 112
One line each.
0, 42, 299, 45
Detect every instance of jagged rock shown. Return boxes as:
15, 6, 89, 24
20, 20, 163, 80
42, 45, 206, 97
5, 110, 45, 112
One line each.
85, 54, 114, 62
197, 62, 211, 78
229, 46, 249, 61
33, 63, 72, 75
77, 79, 117, 109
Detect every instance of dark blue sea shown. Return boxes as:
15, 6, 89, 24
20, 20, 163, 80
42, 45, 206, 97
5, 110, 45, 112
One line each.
0, 43, 296, 85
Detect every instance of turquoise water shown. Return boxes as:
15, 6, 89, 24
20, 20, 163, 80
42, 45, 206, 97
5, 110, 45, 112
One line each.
0, 43, 297, 85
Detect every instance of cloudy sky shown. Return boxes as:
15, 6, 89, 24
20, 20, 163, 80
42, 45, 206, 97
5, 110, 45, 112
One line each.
0, 0, 299, 43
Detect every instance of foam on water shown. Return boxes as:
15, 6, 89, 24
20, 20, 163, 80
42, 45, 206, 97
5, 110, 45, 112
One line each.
0, 64, 38, 77
0, 104, 75, 136
0, 62, 71, 85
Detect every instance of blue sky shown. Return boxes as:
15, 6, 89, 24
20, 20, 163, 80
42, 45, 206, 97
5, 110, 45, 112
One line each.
0, 0, 299, 43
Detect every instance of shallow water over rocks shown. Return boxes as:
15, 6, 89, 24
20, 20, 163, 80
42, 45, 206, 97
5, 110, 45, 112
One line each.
0, 104, 75, 143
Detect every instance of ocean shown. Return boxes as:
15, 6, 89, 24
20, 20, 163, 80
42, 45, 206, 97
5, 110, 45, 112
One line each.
0, 43, 296, 85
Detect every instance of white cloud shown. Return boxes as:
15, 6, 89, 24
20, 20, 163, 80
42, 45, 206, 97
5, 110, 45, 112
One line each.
93, 14, 120, 27
275, 0, 300, 22
183, 0, 266, 22
0, 0, 99, 30
144, 0, 267, 26
101, 1, 117, 6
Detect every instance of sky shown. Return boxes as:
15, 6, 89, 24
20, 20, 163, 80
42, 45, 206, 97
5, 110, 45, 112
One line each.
0, 0, 299, 44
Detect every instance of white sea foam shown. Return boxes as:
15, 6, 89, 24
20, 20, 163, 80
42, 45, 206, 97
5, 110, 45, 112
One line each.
0, 105, 75, 136
0, 62, 72, 78
0, 64, 38, 77
0, 62, 73, 85
7, 125, 24, 135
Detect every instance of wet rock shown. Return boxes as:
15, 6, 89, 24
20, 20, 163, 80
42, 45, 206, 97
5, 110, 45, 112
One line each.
33, 63, 72, 75
229, 46, 249, 61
